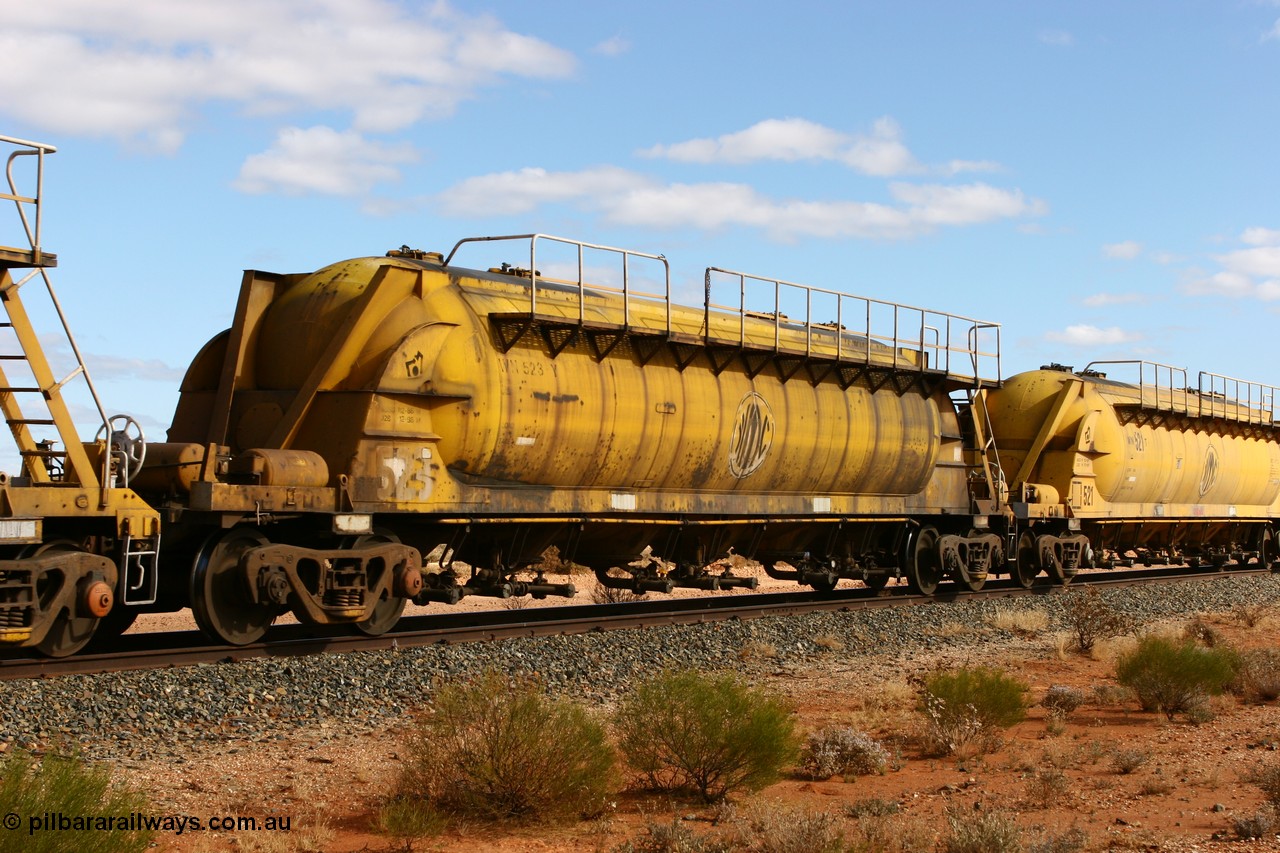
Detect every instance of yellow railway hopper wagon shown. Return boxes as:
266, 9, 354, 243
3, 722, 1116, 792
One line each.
984, 362, 1280, 585
145, 235, 1006, 643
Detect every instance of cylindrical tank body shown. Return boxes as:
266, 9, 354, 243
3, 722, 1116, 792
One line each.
174, 255, 970, 512
987, 368, 1280, 512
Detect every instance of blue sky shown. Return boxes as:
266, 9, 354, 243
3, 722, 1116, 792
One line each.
1, 1, 1279, 460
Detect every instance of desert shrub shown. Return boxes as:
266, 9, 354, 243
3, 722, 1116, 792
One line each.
1110, 747, 1150, 774
1234, 804, 1280, 840
1113, 635, 1238, 720
1027, 825, 1088, 853
0, 750, 152, 853
845, 797, 900, 818
738, 641, 779, 662
812, 634, 846, 652
397, 672, 616, 824
1061, 587, 1131, 653
849, 814, 935, 853
592, 576, 647, 604
1023, 767, 1070, 809
614, 819, 733, 853
987, 607, 1050, 636
1233, 603, 1270, 628
801, 726, 888, 779
941, 807, 1021, 853
918, 666, 1028, 756
1231, 647, 1280, 702
1041, 685, 1087, 715
1182, 615, 1224, 647
375, 796, 447, 837
732, 804, 848, 853
614, 669, 798, 802
1246, 760, 1280, 806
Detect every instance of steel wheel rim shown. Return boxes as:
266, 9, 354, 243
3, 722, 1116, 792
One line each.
190, 529, 277, 646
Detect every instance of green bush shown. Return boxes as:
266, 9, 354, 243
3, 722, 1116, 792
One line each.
614, 669, 798, 802
0, 750, 152, 853
919, 666, 1029, 755
1113, 636, 1238, 720
396, 672, 617, 824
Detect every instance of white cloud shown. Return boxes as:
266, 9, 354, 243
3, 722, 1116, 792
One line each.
941, 159, 1002, 175
438, 167, 1045, 240
234, 126, 417, 197
1103, 240, 1143, 260
0, 1, 575, 149
1039, 29, 1075, 47
888, 182, 1047, 226
1218, 245, 1280, 279
1264, 17, 1280, 41
1045, 324, 1141, 346
440, 166, 647, 216
592, 35, 630, 56
640, 116, 925, 177
639, 116, 1007, 180
1083, 292, 1145, 307
1181, 228, 1280, 301
640, 117, 851, 164
1242, 226, 1280, 246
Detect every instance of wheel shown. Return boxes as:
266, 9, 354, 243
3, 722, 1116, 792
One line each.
907, 527, 941, 595
1258, 526, 1274, 568
347, 531, 409, 636
1013, 531, 1038, 589
190, 529, 278, 645
30, 541, 102, 658
94, 414, 147, 484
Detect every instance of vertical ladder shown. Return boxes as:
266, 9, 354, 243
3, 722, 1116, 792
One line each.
953, 386, 1005, 512
0, 134, 110, 492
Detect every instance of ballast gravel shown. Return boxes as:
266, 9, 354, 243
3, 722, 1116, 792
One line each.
1, 573, 1277, 762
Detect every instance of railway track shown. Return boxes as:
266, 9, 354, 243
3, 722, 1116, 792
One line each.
0, 565, 1269, 681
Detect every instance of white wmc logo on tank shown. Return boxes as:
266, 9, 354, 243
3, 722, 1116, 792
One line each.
728, 392, 774, 478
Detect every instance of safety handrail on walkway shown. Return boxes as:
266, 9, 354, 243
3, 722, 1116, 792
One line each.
1082, 360, 1279, 425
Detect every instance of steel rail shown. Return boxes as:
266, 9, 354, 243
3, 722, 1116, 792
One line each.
0, 565, 1269, 681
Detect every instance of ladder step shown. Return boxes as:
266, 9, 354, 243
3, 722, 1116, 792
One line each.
0, 387, 44, 393
0, 355, 29, 360
20, 449, 65, 458
8, 419, 55, 425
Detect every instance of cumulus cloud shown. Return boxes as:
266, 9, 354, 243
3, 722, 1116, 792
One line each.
640, 117, 857, 166
1242, 227, 1280, 246
1103, 240, 1143, 260
1182, 226, 1280, 300
234, 126, 417, 196
1184, 227, 1280, 299
438, 166, 1046, 241
1083, 292, 1146, 307
0, 0, 576, 150
1045, 324, 1141, 346
640, 117, 1004, 178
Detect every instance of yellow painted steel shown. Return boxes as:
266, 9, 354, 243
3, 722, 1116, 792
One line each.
171, 255, 972, 516
986, 368, 1280, 518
